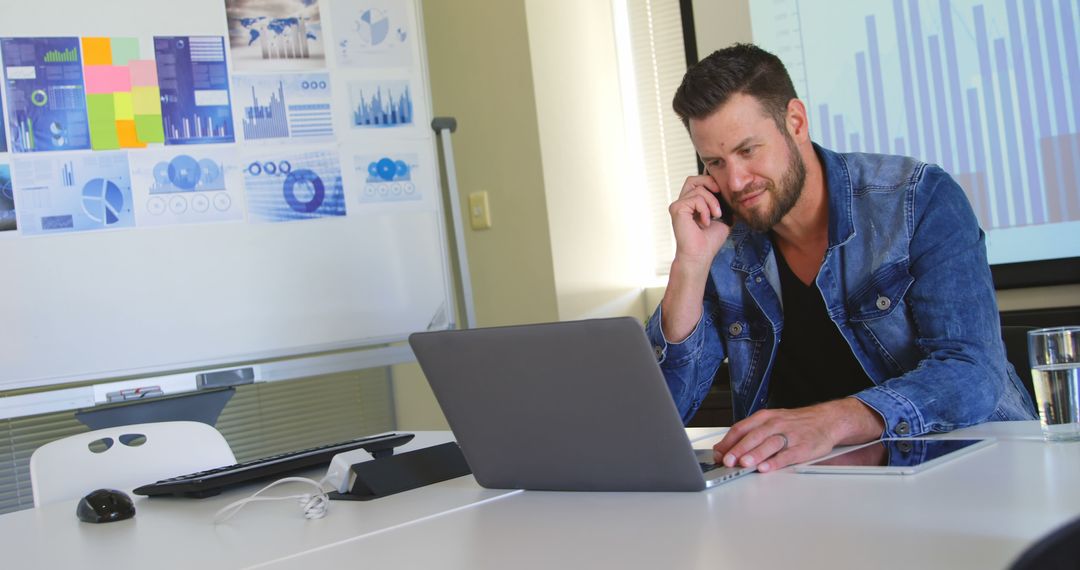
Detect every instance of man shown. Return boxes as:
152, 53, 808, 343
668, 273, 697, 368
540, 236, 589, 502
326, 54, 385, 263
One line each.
645, 43, 1035, 473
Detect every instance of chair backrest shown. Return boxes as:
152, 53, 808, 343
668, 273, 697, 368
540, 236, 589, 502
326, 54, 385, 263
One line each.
30, 421, 236, 507
1009, 515, 1080, 570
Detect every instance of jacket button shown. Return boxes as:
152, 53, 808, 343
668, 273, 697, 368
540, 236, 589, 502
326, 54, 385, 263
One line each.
875, 295, 891, 311
653, 345, 663, 360
755, 276, 762, 283
895, 421, 911, 435
728, 322, 743, 336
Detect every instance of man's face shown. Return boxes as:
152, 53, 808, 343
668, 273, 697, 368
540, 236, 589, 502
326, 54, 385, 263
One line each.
688, 93, 806, 232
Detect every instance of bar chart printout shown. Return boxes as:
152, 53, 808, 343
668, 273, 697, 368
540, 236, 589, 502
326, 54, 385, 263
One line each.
0, 37, 91, 152
235, 73, 333, 140
349, 79, 413, 128
154, 36, 235, 145
749, 0, 1080, 265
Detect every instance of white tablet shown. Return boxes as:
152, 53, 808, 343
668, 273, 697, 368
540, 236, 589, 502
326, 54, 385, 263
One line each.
794, 438, 994, 475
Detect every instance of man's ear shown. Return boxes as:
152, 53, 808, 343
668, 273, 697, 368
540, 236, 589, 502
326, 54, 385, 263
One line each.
785, 99, 810, 141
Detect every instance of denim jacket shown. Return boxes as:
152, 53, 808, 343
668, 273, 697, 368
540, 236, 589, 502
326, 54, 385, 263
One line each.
645, 143, 1036, 436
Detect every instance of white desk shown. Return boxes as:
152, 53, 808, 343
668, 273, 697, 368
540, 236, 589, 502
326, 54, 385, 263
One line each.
0, 432, 515, 570
2, 423, 1077, 569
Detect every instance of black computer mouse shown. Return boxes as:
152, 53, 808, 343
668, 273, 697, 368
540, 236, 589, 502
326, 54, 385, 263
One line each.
76, 488, 136, 523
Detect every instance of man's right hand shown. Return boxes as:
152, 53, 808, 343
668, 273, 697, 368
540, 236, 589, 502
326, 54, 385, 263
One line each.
668, 174, 731, 264
659, 175, 732, 343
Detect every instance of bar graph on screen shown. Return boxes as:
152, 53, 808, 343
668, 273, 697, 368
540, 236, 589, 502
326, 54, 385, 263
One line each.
750, 0, 1080, 265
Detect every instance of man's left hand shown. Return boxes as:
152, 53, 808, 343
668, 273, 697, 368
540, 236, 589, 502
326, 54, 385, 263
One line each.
713, 397, 885, 473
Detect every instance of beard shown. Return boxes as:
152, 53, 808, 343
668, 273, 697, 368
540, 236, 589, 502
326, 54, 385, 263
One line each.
734, 134, 807, 233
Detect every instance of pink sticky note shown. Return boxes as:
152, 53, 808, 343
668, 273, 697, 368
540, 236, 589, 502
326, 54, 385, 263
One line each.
84, 65, 132, 94
129, 60, 158, 87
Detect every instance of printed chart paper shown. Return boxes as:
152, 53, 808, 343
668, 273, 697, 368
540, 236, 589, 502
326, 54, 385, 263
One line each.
234, 73, 333, 141
330, 0, 412, 68
154, 36, 235, 145
129, 147, 244, 226
347, 79, 413, 129
226, 0, 326, 71
0, 163, 14, 231
12, 151, 134, 234
1, 37, 91, 152
354, 150, 422, 203
243, 147, 345, 222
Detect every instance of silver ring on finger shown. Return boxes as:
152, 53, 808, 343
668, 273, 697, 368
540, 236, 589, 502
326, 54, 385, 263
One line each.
775, 433, 789, 450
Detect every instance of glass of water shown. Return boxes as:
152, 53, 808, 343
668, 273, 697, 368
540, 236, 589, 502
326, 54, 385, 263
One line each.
1028, 326, 1080, 442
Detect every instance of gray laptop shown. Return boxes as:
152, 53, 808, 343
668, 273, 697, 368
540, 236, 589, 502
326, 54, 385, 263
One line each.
408, 317, 755, 492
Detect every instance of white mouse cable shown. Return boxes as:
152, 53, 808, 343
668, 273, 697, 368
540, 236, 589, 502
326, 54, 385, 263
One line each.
212, 476, 331, 524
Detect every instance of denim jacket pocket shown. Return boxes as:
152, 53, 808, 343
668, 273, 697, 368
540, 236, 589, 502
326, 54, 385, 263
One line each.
847, 258, 915, 322
846, 258, 919, 374
719, 305, 767, 399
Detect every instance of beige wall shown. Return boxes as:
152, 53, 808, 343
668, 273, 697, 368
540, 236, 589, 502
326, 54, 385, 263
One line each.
524, 0, 650, 322
692, 0, 752, 56
394, 0, 561, 430
394, 0, 656, 429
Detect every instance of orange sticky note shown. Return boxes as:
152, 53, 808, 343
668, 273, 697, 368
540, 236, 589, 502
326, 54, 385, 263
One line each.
115, 120, 145, 148
82, 37, 112, 66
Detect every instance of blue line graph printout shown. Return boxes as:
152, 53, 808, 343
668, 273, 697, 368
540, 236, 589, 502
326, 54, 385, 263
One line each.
11, 151, 134, 235
330, 0, 412, 68
243, 147, 346, 222
1, 37, 91, 153
129, 147, 244, 227
234, 73, 334, 141
154, 36, 235, 145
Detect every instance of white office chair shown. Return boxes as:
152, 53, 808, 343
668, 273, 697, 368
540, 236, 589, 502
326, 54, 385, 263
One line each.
29, 421, 236, 507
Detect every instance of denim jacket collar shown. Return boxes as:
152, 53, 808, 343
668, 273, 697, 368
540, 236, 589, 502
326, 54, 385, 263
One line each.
728, 143, 856, 275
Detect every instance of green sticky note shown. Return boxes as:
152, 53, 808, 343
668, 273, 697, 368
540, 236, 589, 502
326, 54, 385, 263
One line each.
134, 114, 165, 143
86, 93, 120, 150
110, 37, 140, 66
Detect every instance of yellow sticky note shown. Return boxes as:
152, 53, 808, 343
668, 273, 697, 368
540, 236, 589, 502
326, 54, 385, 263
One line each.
132, 86, 161, 115
113, 92, 134, 120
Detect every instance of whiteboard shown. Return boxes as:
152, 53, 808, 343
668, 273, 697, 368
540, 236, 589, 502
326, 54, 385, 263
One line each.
0, 0, 454, 391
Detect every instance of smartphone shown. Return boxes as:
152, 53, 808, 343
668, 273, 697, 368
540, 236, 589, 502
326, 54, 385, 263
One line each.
712, 190, 734, 226
698, 157, 734, 226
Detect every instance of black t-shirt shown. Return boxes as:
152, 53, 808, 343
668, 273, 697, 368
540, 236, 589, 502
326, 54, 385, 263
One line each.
767, 247, 874, 409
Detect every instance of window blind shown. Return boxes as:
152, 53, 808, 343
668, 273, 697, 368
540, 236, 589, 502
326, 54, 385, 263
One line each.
619, 0, 698, 276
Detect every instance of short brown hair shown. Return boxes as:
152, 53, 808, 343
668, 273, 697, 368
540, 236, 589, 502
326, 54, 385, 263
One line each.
672, 43, 798, 132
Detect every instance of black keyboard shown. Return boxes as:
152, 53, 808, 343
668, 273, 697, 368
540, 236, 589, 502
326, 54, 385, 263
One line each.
133, 432, 414, 498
